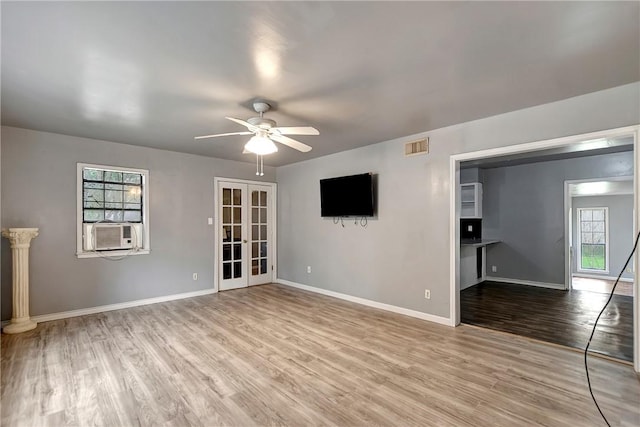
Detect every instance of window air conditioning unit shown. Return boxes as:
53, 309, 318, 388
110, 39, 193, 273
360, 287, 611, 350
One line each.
83, 223, 142, 251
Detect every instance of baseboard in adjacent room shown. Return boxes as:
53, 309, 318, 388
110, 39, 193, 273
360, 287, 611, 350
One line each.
573, 273, 634, 283
485, 276, 566, 290
2, 288, 217, 327
276, 278, 453, 326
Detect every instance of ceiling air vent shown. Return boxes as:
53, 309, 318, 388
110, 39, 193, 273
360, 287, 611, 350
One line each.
404, 138, 429, 156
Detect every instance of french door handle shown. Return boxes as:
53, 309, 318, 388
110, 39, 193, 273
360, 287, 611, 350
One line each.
243, 239, 248, 243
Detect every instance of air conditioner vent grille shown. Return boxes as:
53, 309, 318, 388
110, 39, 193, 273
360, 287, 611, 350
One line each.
95, 227, 121, 250
404, 138, 429, 156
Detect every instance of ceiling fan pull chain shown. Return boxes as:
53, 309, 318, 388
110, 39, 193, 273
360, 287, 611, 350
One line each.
256, 154, 260, 176
260, 155, 264, 176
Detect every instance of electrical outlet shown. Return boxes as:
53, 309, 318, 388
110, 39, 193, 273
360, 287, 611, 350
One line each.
207, 217, 213, 225
307, 266, 312, 274
491, 265, 497, 273
424, 289, 431, 299
193, 273, 198, 280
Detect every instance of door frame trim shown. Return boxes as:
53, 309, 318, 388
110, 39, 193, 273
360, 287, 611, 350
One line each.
213, 177, 277, 293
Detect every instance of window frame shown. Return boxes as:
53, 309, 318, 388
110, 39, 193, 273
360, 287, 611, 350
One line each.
576, 207, 609, 274
76, 162, 150, 258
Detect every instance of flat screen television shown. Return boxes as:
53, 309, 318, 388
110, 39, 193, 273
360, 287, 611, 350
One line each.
320, 173, 375, 217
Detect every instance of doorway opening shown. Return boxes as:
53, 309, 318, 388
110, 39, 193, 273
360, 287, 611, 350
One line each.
565, 176, 634, 298
450, 126, 639, 368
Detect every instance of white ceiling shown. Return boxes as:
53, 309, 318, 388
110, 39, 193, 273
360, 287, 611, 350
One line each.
2, 1, 639, 166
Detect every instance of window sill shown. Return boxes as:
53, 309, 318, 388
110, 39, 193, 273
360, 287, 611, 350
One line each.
577, 268, 609, 275
76, 249, 150, 259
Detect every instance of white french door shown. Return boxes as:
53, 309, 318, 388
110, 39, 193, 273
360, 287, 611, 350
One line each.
216, 179, 275, 291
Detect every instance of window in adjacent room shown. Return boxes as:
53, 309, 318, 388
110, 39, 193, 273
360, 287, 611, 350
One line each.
577, 207, 608, 273
76, 163, 150, 258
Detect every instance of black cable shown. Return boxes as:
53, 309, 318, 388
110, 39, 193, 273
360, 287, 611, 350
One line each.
584, 230, 640, 426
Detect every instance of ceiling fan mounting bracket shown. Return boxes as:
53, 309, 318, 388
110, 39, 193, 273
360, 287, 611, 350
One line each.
252, 101, 271, 114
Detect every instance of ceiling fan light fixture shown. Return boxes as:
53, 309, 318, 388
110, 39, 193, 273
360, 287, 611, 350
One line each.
245, 134, 278, 155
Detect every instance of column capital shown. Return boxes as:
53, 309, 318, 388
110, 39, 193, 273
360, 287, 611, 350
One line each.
2, 228, 39, 248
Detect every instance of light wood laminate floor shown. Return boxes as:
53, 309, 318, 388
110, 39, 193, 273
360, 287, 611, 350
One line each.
2, 284, 640, 426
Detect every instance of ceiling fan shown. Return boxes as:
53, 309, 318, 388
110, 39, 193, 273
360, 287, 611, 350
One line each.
194, 101, 318, 155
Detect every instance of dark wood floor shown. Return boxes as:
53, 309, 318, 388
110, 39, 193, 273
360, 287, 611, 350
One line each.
461, 281, 634, 362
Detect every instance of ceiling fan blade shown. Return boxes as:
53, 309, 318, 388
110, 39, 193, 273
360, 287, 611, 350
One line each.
271, 126, 319, 136
270, 133, 313, 153
226, 117, 260, 132
194, 131, 253, 140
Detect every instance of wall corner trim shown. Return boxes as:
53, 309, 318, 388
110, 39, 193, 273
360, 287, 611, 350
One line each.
485, 276, 566, 290
276, 278, 454, 327
1, 288, 217, 327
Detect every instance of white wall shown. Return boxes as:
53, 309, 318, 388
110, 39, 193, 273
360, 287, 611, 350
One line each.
276, 82, 640, 320
1, 126, 275, 319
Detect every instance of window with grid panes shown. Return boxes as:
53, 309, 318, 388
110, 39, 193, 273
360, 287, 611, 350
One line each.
578, 207, 608, 272
82, 167, 144, 223
77, 163, 149, 257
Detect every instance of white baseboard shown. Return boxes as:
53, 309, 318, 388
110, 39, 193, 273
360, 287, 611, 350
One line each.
276, 278, 453, 327
572, 273, 634, 283
2, 288, 217, 327
485, 276, 566, 290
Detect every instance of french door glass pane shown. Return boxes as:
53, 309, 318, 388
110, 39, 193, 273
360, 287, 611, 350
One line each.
250, 189, 268, 276
221, 185, 244, 283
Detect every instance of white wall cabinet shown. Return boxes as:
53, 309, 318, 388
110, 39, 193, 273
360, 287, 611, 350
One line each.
460, 183, 482, 218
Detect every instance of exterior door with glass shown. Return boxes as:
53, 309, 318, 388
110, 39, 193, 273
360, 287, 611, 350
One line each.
217, 180, 273, 291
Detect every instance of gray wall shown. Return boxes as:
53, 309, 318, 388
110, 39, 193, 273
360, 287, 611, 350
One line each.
572, 194, 634, 280
276, 82, 639, 320
1, 126, 275, 319
482, 152, 634, 285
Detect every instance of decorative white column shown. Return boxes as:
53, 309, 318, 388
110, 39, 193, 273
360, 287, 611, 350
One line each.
2, 228, 39, 334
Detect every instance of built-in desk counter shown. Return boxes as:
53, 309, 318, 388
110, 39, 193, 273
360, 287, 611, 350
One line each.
460, 240, 501, 289
460, 239, 500, 248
